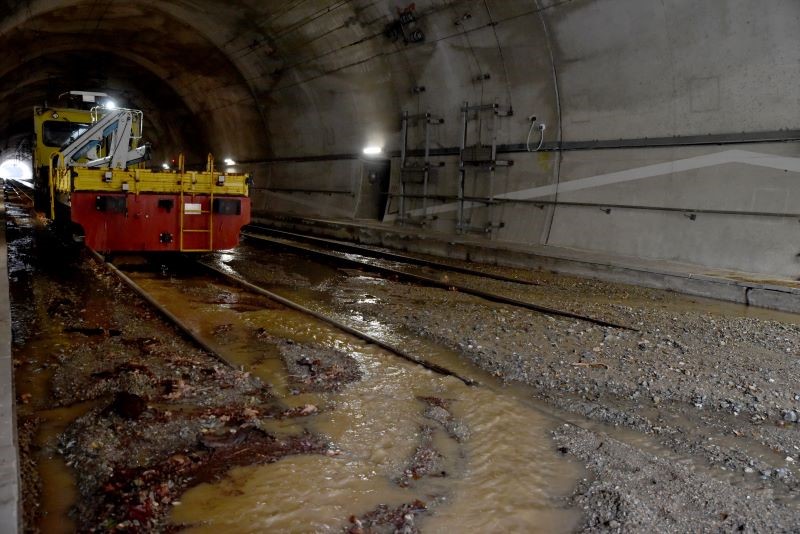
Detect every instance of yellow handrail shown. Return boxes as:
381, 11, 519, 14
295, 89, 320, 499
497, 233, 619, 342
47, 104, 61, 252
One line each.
47, 151, 66, 219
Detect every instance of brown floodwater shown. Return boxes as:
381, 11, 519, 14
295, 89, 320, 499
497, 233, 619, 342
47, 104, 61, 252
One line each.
124, 259, 586, 532
13, 212, 800, 531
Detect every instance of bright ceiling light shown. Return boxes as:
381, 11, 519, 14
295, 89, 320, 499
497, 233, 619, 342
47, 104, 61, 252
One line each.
104, 100, 117, 110
363, 145, 382, 155
224, 158, 236, 166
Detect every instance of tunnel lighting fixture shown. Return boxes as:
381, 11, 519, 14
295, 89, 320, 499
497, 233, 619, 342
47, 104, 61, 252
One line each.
224, 158, 236, 166
104, 100, 117, 110
363, 145, 382, 156
161, 162, 170, 170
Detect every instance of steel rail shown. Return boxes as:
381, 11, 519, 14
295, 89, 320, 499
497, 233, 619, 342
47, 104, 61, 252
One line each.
89, 247, 477, 386
198, 260, 666, 447
243, 232, 636, 331
3, 180, 33, 203
87, 248, 237, 369
245, 225, 541, 286
198, 262, 478, 386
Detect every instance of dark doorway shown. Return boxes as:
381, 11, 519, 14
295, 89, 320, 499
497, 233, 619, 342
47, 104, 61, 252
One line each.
356, 159, 391, 220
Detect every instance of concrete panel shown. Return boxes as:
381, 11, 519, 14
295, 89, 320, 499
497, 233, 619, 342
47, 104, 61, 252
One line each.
748, 288, 800, 314
0, 358, 13, 449
548, 0, 800, 139
547, 204, 800, 277
557, 145, 800, 213
249, 159, 366, 219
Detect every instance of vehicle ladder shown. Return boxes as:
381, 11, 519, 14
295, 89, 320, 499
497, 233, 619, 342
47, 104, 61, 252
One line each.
179, 155, 215, 252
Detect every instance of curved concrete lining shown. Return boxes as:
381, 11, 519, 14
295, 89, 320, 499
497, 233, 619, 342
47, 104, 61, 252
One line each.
0, 1, 797, 277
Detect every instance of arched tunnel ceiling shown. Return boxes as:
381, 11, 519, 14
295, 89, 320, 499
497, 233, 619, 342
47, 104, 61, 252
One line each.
0, 0, 271, 162
0, 1, 798, 161
0, 51, 208, 164
0, 0, 559, 162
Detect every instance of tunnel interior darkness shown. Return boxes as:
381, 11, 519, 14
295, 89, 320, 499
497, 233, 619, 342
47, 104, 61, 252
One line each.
0, 0, 269, 166
0, 51, 210, 166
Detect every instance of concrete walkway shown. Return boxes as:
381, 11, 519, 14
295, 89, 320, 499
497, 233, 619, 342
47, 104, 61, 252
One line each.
255, 214, 800, 314
0, 180, 20, 533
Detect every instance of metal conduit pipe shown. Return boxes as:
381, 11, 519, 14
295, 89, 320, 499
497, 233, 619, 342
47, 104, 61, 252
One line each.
236, 130, 800, 166
387, 193, 800, 220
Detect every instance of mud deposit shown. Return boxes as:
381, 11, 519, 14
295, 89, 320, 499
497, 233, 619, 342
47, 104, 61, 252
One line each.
224, 241, 800, 532
7, 206, 327, 531
10, 179, 800, 533
9, 193, 582, 532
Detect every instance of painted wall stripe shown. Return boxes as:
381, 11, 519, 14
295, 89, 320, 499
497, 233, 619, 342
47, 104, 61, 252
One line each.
385, 149, 800, 221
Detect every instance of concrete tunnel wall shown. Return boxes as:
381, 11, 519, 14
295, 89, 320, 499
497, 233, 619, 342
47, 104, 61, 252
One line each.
242, 0, 800, 278
0, 1, 798, 277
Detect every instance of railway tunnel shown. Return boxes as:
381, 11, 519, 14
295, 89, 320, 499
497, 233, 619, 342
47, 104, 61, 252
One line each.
1, 1, 800, 532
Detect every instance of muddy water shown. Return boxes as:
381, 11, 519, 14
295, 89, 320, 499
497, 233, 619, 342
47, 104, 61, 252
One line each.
6, 190, 79, 533
14, 328, 86, 534
125, 263, 584, 532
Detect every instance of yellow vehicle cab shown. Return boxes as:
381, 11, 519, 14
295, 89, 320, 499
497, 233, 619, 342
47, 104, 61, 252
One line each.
33, 91, 250, 252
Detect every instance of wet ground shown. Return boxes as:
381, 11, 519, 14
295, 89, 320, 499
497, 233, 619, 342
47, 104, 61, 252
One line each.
121, 258, 583, 532
222, 238, 800, 532
7, 189, 582, 532
6, 179, 800, 532
6, 195, 327, 531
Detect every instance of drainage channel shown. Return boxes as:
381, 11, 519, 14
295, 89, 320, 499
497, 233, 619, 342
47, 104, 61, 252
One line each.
105, 253, 586, 531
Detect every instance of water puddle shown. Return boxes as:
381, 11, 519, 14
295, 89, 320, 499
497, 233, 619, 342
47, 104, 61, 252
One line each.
125, 263, 584, 532
36, 402, 97, 534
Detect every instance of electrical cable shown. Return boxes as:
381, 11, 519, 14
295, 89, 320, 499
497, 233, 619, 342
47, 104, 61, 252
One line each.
536, 0, 563, 245
526, 121, 545, 152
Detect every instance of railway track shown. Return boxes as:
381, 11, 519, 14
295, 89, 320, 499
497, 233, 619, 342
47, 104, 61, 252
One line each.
243, 227, 636, 331
3, 179, 34, 204
87, 247, 656, 446
86, 241, 731, 482
247, 224, 542, 286
10, 183, 798, 532
81, 242, 606, 530
90, 248, 477, 386
87, 245, 642, 432
86, 245, 629, 452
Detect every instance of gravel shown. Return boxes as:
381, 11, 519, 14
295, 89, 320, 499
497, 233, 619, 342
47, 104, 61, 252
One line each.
553, 424, 799, 533
227, 242, 800, 531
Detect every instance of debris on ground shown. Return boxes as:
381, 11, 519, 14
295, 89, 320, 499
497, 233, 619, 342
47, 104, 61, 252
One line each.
273, 338, 362, 392
347, 499, 428, 534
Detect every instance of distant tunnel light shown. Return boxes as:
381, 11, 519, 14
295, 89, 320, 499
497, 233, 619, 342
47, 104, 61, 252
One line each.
0, 158, 32, 183
161, 162, 170, 170
104, 100, 117, 110
224, 158, 236, 166
362, 145, 383, 156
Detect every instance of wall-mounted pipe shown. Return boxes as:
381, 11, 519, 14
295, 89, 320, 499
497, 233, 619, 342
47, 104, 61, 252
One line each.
260, 187, 354, 196
238, 130, 800, 166
388, 193, 800, 220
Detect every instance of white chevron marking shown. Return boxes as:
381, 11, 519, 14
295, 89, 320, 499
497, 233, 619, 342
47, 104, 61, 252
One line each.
385, 149, 800, 221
